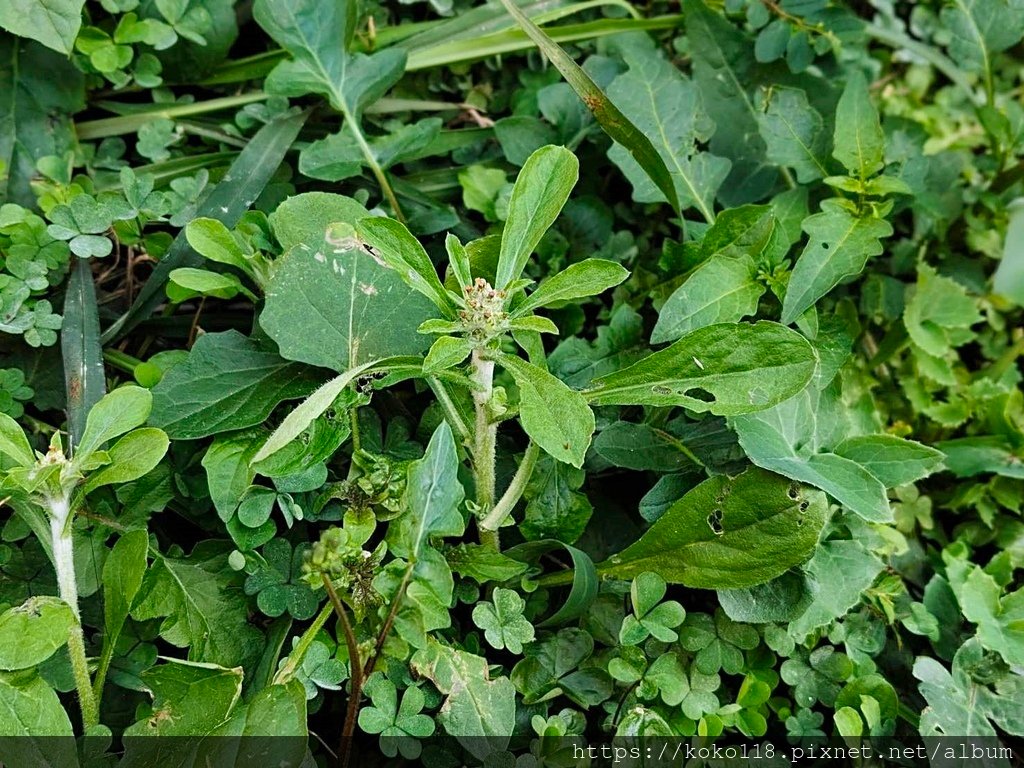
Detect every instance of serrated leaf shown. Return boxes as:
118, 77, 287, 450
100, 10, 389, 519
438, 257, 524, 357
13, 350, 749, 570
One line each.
758, 86, 831, 182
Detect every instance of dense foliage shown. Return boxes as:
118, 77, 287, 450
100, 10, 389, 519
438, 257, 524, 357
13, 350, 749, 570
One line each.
1, 0, 1023, 765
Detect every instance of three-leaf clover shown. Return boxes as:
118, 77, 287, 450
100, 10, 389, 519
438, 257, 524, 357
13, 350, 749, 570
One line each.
244, 539, 319, 620
619, 572, 685, 645
678, 609, 759, 674
472, 587, 536, 654
358, 674, 435, 759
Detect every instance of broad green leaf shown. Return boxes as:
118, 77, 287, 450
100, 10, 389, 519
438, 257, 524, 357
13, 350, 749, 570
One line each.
498, 353, 595, 468
0, 412, 34, 467
512, 259, 629, 317
937, 436, 1024, 478
495, 145, 579, 290
260, 225, 435, 371
411, 638, 515, 760
585, 321, 816, 415
733, 385, 894, 522
299, 118, 440, 182
357, 215, 457, 316
904, 263, 982, 356
832, 71, 885, 180
102, 110, 307, 343
832, 435, 945, 487
76, 385, 152, 458
0, 36, 84, 206
683, 0, 777, 204
592, 421, 698, 473
957, 566, 1024, 666
718, 571, 814, 624
252, 361, 376, 463
606, 34, 729, 222
269, 192, 370, 252
757, 86, 831, 183
185, 218, 248, 271
82, 428, 169, 493
124, 659, 243, 736
505, 540, 598, 626
150, 331, 322, 440
520, 455, 593, 544
0, 670, 74, 741
62, 256, 105, 451
781, 201, 893, 324
596, 468, 828, 588
423, 336, 471, 374
994, 198, 1024, 306
132, 542, 264, 667
167, 268, 246, 301
101, 530, 148, 668
509, 627, 611, 708
493, 0, 681, 214
255, 0, 405, 121
651, 255, 765, 342
0, 597, 75, 671
940, 0, 1024, 79
0, 0, 85, 54
390, 421, 465, 560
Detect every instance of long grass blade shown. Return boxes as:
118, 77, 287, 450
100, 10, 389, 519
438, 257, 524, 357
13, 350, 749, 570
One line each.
62, 257, 106, 451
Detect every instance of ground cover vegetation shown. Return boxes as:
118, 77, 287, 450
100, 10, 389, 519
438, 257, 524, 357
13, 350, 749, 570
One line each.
1, 0, 1023, 765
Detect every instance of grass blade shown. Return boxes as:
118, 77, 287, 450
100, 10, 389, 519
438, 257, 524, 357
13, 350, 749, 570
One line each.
494, 0, 682, 213
101, 109, 307, 344
62, 257, 106, 451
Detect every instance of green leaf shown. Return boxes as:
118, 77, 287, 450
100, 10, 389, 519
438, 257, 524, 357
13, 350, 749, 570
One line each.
269, 191, 370, 252
940, 0, 1024, 79
498, 353, 595, 468
957, 565, 1024, 666
652, 254, 765, 342
0, 0, 85, 54
904, 263, 982, 356
512, 259, 629, 317
300, 118, 440, 182
0, 36, 83, 207
0, 412, 34, 467
0, 670, 74, 739
788, 539, 884, 640
423, 336, 471, 374
780, 201, 893, 324
252, 361, 376, 463
185, 218, 248, 271
149, 331, 322, 440
494, 145, 579, 290
733, 384, 894, 522
683, 0, 776, 204
260, 223, 435, 371
606, 34, 728, 222
255, 0, 405, 121
61, 256, 105, 451
596, 468, 827, 589
132, 542, 264, 667
102, 110, 307, 343
493, 0, 681, 214
832, 71, 885, 180
994, 198, 1024, 306
124, 659, 243, 736
507, 540, 598, 627
356, 215, 457, 316
76, 385, 152, 458
101, 530, 148, 669
832, 435, 945, 487
82, 427, 169, 493
411, 638, 516, 759
390, 421, 465, 560
472, 588, 535, 654
519, 455, 593, 544
0, 597, 75, 671
757, 86, 831, 183
718, 571, 814, 623
167, 268, 246, 301
585, 321, 817, 415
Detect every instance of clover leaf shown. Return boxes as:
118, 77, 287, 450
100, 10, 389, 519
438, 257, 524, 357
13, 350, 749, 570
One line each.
473, 588, 536, 654
358, 674, 435, 759
619, 572, 686, 645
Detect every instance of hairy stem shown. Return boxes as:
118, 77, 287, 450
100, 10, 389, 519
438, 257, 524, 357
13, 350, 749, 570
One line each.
480, 441, 540, 531
48, 497, 99, 730
470, 350, 499, 550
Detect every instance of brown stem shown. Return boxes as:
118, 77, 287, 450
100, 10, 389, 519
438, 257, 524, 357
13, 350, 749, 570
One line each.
363, 562, 414, 678
322, 574, 362, 768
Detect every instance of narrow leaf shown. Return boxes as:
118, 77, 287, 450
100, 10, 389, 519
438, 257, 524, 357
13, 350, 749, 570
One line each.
62, 257, 106, 452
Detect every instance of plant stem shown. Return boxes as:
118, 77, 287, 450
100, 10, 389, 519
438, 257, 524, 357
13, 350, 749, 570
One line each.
470, 349, 499, 550
338, 101, 406, 223
322, 575, 362, 768
428, 376, 471, 442
48, 497, 99, 730
480, 441, 539, 532
363, 562, 413, 678
273, 601, 335, 686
